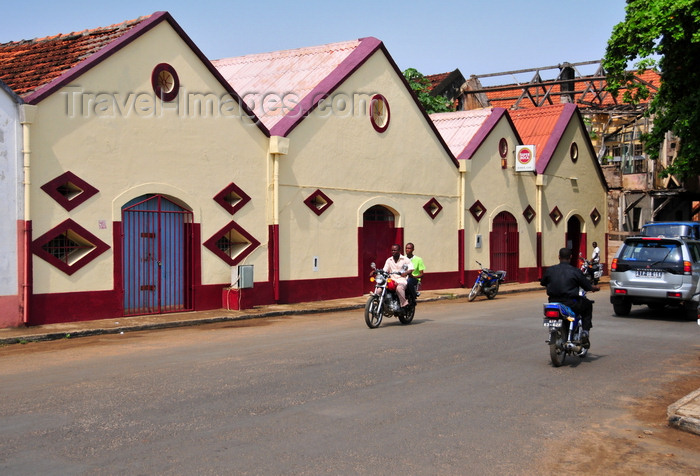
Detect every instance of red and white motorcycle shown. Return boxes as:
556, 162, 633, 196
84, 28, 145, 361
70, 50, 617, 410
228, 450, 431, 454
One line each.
364, 262, 416, 329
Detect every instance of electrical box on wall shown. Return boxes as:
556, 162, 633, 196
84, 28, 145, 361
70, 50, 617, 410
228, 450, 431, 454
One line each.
475, 234, 482, 248
238, 265, 254, 289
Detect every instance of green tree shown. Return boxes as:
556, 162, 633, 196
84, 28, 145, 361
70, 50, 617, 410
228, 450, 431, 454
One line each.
403, 68, 453, 114
603, 0, 700, 178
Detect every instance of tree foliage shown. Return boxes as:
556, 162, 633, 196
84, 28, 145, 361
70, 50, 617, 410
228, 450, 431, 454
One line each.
403, 68, 453, 114
603, 0, 700, 178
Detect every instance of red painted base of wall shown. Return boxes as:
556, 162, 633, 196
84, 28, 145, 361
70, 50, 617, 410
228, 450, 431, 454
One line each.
25, 268, 544, 326
0, 295, 23, 328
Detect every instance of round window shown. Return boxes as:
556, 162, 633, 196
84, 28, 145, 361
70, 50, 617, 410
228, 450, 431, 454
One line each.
369, 94, 390, 133
151, 63, 179, 102
499, 138, 508, 158
570, 142, 579, 162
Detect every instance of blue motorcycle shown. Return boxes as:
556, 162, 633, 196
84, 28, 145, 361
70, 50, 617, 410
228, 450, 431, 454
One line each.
467, 261, 506, 302
543, 301, 589, 367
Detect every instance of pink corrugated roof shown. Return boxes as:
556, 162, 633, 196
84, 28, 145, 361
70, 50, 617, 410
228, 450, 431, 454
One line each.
213, 39, 363, 130
430, 109, 494, 158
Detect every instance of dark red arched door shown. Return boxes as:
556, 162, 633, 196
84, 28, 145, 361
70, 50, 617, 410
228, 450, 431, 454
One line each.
566, 216, 583, 266
361, 206, 398, 292
490, 211, 519, 282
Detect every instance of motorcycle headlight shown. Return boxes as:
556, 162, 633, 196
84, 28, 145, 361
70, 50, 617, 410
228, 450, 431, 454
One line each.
375, 274, 386, 285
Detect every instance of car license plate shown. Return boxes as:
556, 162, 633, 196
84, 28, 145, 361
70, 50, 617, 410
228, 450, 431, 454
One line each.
635, 269, 663, 278
543, 319, 563, 327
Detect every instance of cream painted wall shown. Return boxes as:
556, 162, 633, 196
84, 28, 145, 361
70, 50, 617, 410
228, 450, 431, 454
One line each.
29, 22, 269, 294
462, 115, 539, 272
276, 50, 460, 281
538, 119, 608, 267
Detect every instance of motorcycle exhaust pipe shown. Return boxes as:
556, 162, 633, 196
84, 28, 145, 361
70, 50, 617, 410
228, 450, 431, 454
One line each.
564, 342, 582, 352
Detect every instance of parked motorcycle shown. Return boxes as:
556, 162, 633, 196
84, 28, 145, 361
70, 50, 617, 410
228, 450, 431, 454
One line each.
365, 263, 415, 329
543, 298, 589, 367
579, 254, 603, 284
468, 261, 506, 302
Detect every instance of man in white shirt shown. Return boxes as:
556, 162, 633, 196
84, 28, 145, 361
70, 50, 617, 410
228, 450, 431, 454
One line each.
383, 244, 414, 308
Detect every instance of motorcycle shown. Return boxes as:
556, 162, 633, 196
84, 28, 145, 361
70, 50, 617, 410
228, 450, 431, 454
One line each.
468, 261, 506, 302
579, 254, 603, 285
364, 263, 415, 329
543, 296, 590, 367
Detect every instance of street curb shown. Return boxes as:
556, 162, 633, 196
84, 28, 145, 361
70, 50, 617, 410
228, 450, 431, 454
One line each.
668, 389, 700, 436
0, 285, 544, 346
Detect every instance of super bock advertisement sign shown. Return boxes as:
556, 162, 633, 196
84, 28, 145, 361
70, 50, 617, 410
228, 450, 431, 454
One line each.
515, 145, 536, 172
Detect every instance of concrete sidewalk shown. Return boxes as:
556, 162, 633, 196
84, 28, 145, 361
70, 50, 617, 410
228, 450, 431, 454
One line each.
1, 277, 698, 436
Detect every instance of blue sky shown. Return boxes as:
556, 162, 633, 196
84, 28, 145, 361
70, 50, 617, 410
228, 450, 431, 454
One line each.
1, 1, 628, 84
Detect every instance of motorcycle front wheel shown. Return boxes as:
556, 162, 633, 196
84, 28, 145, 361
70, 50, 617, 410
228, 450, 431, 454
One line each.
549, 330, 566, 367
364, 296, 382, 329
486, 282, 499, 299
398, 304, 415, 325
468, 282, 481, 302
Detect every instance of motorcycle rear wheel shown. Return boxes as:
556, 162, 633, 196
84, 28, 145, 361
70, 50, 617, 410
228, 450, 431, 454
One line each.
486, 282, 499, 299
364, 296, 382, 329
549, 330, 566, 367
398, 304, 415, 324
468, 282, 480, 302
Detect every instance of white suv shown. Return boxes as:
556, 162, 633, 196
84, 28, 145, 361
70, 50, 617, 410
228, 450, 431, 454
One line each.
609, 236, 700, 319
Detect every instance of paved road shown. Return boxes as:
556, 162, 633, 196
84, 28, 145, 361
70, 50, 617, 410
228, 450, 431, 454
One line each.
1, 291, 698, 475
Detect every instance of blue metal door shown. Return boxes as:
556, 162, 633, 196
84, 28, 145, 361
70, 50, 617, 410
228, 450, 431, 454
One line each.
122, 194, 194, 316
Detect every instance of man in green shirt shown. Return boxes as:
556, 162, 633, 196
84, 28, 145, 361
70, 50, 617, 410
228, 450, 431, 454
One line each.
405, 242, 425, 304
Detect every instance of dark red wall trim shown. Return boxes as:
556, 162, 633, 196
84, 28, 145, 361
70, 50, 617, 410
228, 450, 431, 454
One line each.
458, 229, 465, 287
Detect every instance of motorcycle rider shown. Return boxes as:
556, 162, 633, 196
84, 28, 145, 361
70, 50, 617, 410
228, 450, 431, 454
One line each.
540, 248, 600, 346
383, 244, 414, 308
404, 242, 425, 304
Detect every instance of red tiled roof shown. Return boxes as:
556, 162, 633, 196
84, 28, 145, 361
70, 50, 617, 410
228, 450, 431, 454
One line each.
426, 72, 450, 90
482, 70, 661, 110
509, 103, 574, 173
0, 15, 152, 98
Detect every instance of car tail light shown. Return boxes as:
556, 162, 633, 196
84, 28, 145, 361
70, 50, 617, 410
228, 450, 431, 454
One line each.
611, 258, 618, 271
544, 309, 560, 318
614, 288, 627, 295
684, 261, 692, 274
667, 291, 682, 299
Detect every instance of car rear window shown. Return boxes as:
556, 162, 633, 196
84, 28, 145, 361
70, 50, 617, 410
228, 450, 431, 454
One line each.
618, 240, 683, 269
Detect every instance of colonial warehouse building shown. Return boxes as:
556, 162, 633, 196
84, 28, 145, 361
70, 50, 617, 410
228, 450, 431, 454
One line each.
0, 12, 607, 327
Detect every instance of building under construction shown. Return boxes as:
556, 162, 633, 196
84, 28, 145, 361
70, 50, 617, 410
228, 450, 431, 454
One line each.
428, 62, 699, 237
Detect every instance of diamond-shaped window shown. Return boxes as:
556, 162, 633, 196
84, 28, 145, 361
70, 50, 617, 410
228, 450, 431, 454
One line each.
590, 207, 601, 225
41, 172, 99, 211
304, 189, 333, 216
549, 206, 563, 225
523, 205, 536, 223
213, 182, 251, 215
32, 219, 110, 275
423, 198, 443, 219
203, 221, 260, 266
469, 200, 487, 222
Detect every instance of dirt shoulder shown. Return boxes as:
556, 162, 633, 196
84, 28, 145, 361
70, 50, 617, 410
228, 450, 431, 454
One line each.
538, 355, 700, 475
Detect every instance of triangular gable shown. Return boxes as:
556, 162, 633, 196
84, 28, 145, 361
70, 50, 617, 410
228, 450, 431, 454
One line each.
431, 108, 521, 160
511, 103, 607, 188
509, 103, 572, 173
0, 11, 266, 133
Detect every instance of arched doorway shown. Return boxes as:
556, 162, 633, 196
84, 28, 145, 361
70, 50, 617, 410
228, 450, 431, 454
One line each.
566, 216, 584, 266
122, 194, 194, 316
361, 205, 399, 292
490, 211, 519, 282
